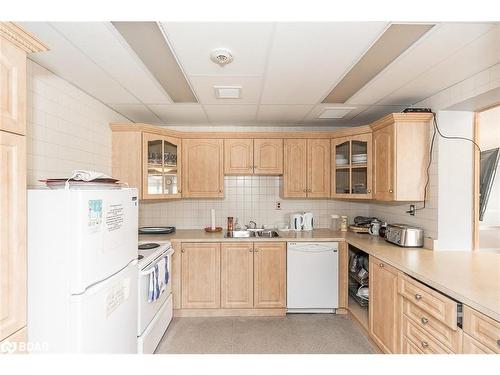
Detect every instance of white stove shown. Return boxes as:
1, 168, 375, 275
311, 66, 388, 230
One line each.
137, 240, 173, 354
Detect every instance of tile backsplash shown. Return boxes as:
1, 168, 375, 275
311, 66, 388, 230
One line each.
139, 176, 370, 229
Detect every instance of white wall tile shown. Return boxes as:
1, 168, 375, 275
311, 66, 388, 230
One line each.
26, 61, 128, 187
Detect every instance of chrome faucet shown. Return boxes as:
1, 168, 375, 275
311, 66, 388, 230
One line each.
246, 221, 257, 230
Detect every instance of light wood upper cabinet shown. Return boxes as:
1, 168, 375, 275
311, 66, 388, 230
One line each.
254, 139, 283, 175
221, 243, 254, 309
0, 131, 26, 341
182, 139, 224, 198
254, 242, 286, 308
224, 139, 253, 175
332, 133, 372, 199
224, 138, 283, 175
143, 133, 182, 200
372, 117, 430, 201
372, 126, 394, 201
283, 139, 330, 198
181, 243, 221, 309
0, 37, 26, 136
283, 139, 307, 198
307, 139, 331, 198
369, 256, 400, 354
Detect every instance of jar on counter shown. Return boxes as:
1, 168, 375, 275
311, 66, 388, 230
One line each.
340, 215, 348, 232
330, 215, 341, 231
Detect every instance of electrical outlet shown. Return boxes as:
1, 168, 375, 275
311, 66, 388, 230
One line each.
275, 201, 281, 210
407, 204, 416, 216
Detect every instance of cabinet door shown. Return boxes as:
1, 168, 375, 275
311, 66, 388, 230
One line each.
369, 256, 399, 353
221, 243, 254, 308
181, 243, 221, 309
331, 137, 351, 197
307, 139, 330, 198
224, 139, 253, 175
143, 133, 182, 200
182, 139, 224, 198
0, 131, 26, 341
254, 139, 283, 175
373, 125, 395, 201
0, 38, 26, 135
254, 242, 286, 308
350, 133, 372, 199
283, 139, 307, 198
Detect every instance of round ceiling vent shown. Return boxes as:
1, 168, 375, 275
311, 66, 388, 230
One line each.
210, 48, 233, 66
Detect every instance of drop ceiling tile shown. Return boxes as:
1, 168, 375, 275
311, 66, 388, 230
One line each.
257, 105, 313, 123
189, 76, 262, 104
161, 22, 274, 76
349, 105, 407, 123
148, 104, 208, 124
347, 23, 496, 106
109, 104, 163, 124
49, 22, 173, 104
260, 22, 388, 105
21, 22, 139, 104
377, 25, 500, 106
203, 105, 258, 123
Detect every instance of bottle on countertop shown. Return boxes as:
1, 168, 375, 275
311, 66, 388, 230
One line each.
340, 215, 348, 232
227, 217, 234, 232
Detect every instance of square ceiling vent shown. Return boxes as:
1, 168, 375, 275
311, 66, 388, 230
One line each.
317, 107, 357, 119
214, 86, 241, 99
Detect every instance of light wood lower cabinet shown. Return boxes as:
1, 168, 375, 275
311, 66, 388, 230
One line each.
462, 333, 495, 354
368, 256, 400, 353
179, 242, 286, 313
0, 327, 27, 354
181, 243, 221, 309
253, 242, 286, 308
462, 305, 500, 353
182, 139, 224, 198
221, 243, 254, 308
0, 131, 26, 342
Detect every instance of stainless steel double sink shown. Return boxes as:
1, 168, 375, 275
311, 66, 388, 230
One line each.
224, 230, 280, 238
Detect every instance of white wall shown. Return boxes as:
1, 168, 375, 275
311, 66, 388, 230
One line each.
140, 175, 370, 229
26, 61, 128, 187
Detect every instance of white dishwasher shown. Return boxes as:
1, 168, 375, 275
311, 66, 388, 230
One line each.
287, 242, 339, 313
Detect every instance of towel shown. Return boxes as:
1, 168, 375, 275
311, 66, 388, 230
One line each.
69, 170, 111, 182
147, 256, 170, 303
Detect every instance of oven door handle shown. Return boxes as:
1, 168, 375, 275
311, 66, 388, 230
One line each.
139, 248, 174, 275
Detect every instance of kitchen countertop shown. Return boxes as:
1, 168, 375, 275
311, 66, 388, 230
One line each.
139, 229, 500, 322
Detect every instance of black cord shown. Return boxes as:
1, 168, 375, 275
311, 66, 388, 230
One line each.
415, 112, 482, 211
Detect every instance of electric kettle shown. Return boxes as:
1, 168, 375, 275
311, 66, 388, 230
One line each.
303, 212, 314, 231
290, 213, 304, 231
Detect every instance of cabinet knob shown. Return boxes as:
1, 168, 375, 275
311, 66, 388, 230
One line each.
219, 189, 222, 193
308, 189, 312, 192
367, 189, 371, 193
178, 189, 182, 193
421, 341, 429, 348
421, 317, 429, 325
181, 249, 185, 253
249, 249, 253, 252
415, 293, 422, 301
389, 189, 393, 193
303, 189, 307, 192
379, 263, 384, 268
254, 249, 259, 253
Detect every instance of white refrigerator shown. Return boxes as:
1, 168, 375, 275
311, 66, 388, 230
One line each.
27, 188, 139, 353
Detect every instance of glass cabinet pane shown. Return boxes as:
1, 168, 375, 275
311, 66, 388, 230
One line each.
335, 169, 350, 194
163, 140, 179, 195
335, 141, 350, 167
147, 139, 163, 195
351, 140, 368, 166
352, 167, 368, 194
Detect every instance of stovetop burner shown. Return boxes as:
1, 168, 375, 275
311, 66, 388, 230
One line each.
138, 243, 160, 250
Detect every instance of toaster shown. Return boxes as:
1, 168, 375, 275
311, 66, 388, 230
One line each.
385, 224, 424, 247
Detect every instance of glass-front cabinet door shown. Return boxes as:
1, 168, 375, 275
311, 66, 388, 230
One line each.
332, 133, 372, 199
143, 133, 181, 200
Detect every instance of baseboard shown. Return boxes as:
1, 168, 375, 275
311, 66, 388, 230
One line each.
173, 308, 286, 318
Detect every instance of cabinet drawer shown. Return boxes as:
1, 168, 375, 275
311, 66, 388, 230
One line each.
402, 315, 452, 354
462, 333, 495, 354
401, 336, 424, 354
398, 273, 457, 329
463, 305, 500, 353
402, 300, 461, 352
